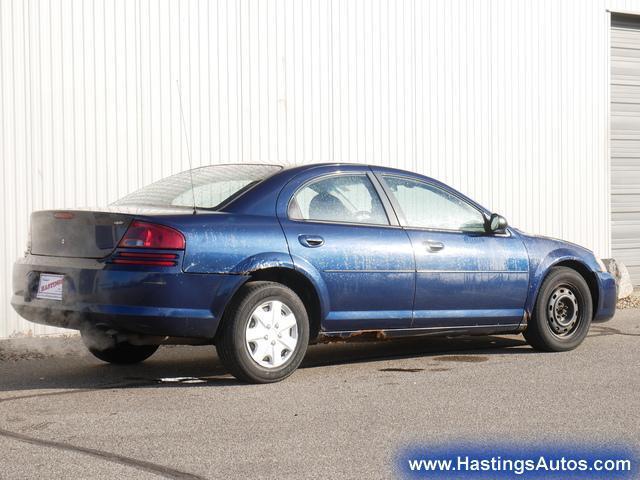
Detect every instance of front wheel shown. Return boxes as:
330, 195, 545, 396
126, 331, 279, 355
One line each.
524, 267, 593, 352
216, 281, 309, 383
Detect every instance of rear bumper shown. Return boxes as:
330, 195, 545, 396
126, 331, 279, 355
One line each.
11, 255, 248, 338
594, 271, 617, 322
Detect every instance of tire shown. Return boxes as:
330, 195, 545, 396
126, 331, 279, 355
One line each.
81, 328, 159, 364
524, 267, 593, 352
216, 281, 310, 383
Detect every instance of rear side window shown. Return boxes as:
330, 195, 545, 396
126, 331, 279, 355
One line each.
289, 175, 389, 226
383, 175, 486, 232
114, 164, 281, 210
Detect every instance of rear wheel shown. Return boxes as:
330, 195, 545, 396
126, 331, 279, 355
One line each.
524, 267, 593, 351
81, 328, 158, 364
216, 281, 309, 383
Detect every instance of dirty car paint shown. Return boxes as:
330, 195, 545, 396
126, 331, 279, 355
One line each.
11, 163, 616, 341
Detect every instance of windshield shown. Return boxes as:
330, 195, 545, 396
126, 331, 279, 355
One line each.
113, 164, 282, 209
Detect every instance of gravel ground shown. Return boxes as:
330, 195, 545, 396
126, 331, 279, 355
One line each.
617, 294, 640, 309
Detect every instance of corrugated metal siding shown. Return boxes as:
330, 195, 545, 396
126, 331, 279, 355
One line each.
0, 0, 636, 337
611, 13, 640, 284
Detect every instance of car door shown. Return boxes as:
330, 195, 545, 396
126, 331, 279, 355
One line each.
276, 166, 415, 331
376, 172, 530, 329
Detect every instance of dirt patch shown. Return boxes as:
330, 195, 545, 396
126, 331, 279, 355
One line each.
0, 336, 84, 362
433, 355, 489, 363
379, 367, 424, 373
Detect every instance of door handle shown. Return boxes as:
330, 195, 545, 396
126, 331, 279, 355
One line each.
424, 240, 445, 252
299, 235, 325, 248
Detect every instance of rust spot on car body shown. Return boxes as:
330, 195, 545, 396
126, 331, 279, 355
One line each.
316, 330, 389, 343
521, 310, 530, 331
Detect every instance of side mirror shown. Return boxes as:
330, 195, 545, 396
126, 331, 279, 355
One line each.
488, 213, 508, 233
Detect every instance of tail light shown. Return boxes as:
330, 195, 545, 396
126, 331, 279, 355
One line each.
118, 221, 185, 249
111, 252, 179, 267
112, 221, 185, 267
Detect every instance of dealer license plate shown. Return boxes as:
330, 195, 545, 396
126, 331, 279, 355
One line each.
36, 273, 64, 301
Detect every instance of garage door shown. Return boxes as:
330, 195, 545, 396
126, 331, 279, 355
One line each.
612, 14, 640, 285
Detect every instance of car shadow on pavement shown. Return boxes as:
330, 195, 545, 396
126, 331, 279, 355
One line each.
0, 334, 533, 395
303, 334, 532, 368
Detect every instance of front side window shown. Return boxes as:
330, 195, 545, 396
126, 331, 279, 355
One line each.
383, 176, 485, 232
289, 175, 389, 226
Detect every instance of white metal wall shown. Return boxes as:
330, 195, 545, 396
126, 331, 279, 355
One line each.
1, 0, 638, 338
611, 13, 640, 285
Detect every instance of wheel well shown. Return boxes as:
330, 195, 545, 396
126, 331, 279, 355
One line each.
243, 267, 322, 342
552, 260, 599, 315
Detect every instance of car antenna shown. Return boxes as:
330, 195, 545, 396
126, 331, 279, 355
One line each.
176, 79, 197, 215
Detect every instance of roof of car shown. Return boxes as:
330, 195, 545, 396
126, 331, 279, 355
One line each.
195, 162, 417, 177
277, 162, 416, 176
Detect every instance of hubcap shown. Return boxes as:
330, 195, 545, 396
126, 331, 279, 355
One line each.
245, 300, 298, 369
547, 285, 580, 337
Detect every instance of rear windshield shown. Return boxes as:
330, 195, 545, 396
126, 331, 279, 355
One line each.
113, 164, 282, 209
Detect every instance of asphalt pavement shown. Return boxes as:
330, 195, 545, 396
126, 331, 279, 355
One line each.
0, 310, 639, 479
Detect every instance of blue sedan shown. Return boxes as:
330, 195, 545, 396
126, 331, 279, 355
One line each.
11, 163, 617, 383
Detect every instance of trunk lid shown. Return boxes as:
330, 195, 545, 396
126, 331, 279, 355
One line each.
30, 210, 134, 258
